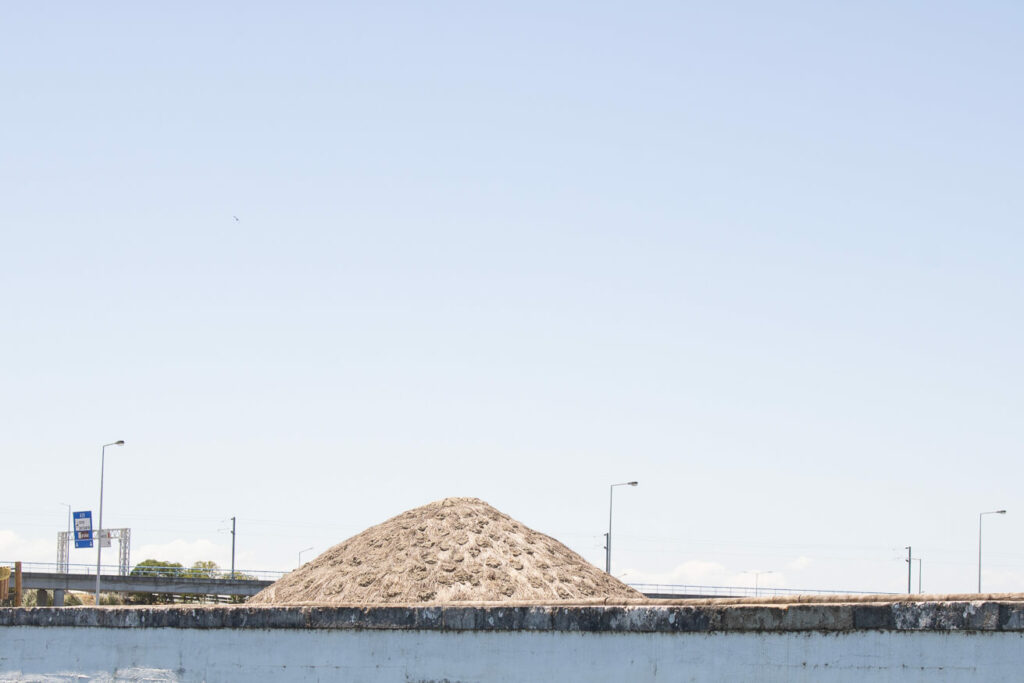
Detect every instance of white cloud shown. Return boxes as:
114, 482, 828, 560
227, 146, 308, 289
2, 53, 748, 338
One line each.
0, 530, 55, 565
134, 538, 231, 569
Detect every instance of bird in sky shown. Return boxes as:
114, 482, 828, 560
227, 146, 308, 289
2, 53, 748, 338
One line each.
233, 215, 240, 222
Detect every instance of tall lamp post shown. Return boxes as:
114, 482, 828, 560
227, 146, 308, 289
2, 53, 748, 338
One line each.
605, 481, 638, 574
744, 570, 776, 597
905, 546, 912, 595
95, 440, 125, 604
298, 547, 314, 568
978, 509, 1006, 593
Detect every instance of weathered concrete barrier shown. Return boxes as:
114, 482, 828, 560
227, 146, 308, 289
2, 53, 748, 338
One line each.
3, 595, 1024, 681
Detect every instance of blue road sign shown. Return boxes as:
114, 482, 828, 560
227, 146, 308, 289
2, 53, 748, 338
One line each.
73, 510, 93, 548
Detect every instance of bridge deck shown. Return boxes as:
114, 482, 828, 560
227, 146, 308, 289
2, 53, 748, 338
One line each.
22, 572, 273, 597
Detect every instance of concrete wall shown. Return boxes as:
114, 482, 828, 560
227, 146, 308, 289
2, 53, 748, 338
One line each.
3, 599, 1024, 682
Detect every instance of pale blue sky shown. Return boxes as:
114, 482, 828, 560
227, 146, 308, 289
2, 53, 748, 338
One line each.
2, 2, 1022, 594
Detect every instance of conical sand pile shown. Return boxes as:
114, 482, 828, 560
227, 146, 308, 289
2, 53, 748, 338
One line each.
249, 497, 642, 604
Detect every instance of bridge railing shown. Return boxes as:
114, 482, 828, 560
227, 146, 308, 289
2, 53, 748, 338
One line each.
629, 583, 899, 598
3, 561, 286, 582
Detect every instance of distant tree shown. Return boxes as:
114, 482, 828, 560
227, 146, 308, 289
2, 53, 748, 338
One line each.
131, 559, 185, 578
183, 561, 221, 603
127, 559, 184, 604
187, 560, 220, 579
126, 559, 248, 604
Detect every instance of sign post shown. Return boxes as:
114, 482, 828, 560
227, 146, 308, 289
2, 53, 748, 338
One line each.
73, 511, 93, 549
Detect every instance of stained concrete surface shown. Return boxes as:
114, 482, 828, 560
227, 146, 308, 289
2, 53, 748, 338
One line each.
3, 598, 1024, 682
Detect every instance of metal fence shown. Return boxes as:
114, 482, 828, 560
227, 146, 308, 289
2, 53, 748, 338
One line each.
629, 583, 899, 598
3, 561, 286, 582
3, 563, 895, 597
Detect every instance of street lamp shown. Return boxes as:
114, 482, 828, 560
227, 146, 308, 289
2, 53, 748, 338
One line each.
298, 547, 314, 568
905, 546, 912, 595
744, 570, 776, 597
605, 481, 638, 574
95, 440, 125, 604
978, 509, 1007, 593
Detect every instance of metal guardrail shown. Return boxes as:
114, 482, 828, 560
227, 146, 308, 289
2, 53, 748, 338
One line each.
3, 561, 287, 582
4, 563, 894, 599
18, 571, 273, 598
629, 583, 900, 598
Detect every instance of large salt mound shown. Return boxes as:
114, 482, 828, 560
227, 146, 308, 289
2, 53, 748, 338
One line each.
249, 497, 642, 604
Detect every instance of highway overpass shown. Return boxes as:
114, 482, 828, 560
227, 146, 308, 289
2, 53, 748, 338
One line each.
21, 572, 273, 605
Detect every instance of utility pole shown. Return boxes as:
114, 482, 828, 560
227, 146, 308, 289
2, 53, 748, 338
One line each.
905, 546, 912, 595
230, 517, 237, 579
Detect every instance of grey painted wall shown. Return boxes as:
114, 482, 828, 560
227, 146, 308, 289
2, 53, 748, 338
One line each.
4, 599, 1024, 681
3, 625, 1024, 682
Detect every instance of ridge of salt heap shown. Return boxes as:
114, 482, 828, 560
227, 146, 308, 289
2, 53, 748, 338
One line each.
249, 496, 643, 604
